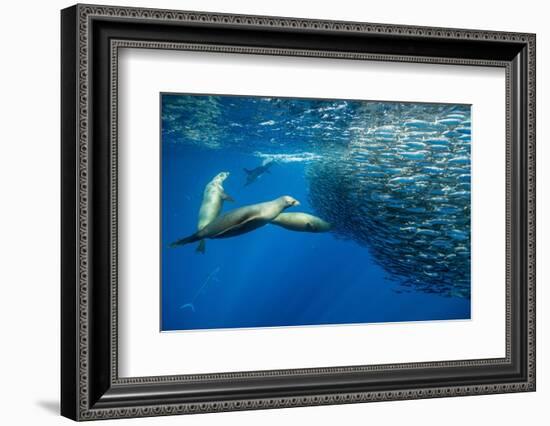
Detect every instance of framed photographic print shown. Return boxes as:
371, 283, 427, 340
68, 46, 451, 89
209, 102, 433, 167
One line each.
61, 4, 536, 421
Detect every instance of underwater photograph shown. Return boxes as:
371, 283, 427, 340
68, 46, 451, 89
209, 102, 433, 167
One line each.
161, 93, 472, 332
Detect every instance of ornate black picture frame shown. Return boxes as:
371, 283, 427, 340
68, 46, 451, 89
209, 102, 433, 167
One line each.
61, 4, 536, 421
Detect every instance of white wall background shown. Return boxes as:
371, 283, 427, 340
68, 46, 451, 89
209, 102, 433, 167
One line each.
0, 0, 546, 424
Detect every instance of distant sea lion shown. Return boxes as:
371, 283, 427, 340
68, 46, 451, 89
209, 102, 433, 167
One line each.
196, 172, 234, 253
243, 160, 274, 186
169, 196, 299, 248
270, 212, 331, 233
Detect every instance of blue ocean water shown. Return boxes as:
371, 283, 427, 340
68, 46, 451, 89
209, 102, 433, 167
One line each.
161, 94, 471, 331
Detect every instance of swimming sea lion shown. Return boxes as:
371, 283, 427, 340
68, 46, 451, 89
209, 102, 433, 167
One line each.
270, 212, 331, 233
243, 160, 274, 186
196, 172, 234, 253
169, 196, 299, 248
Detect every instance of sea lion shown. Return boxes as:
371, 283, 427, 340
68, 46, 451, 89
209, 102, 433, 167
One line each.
243, 160, 274, 186
270, 212, 331, 233
196, 172, 234, 253
169, 196, 300, 248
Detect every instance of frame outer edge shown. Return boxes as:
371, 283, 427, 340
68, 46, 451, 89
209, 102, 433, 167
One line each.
75, 3, 535, 40
68, 4, 536, 421
61, 4, 80, 422
77, 2, 90, 420
527, 33, 535, 390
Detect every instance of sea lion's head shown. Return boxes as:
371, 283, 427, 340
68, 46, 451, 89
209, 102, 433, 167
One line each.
213, 171, 230, 183
280, 196, 300, 208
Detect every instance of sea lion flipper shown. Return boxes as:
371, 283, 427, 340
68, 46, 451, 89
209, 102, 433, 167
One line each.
196, 240, 206, 254
221, 192, 235, 202
169, 233, 199, 248
212, 215, 257, 238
